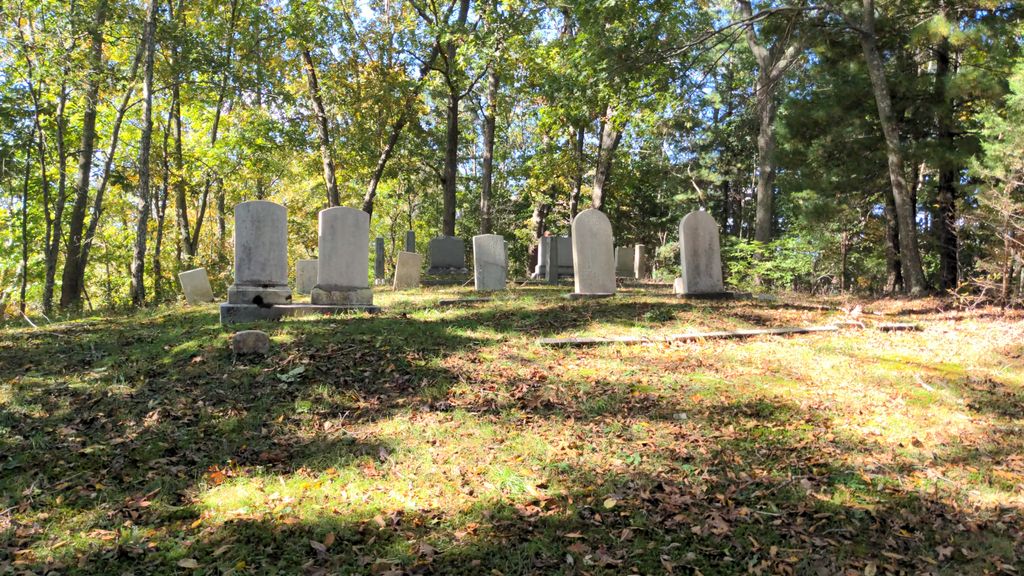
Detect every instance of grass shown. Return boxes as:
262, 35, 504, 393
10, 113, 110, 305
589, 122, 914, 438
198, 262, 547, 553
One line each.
1, 284, 1023, 574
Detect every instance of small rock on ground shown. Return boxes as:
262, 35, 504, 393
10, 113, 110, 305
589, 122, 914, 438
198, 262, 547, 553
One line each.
232, 330, 270, 355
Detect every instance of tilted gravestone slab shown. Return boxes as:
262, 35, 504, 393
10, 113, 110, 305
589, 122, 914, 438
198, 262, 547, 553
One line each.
427, 236, 467, 275
393, 251, 423, 290
227, 200, 292, 305
311, 207, 373, 306
472, 234, 507, 291
295, 259, 317, 295
570, 209, 616, 297
677, 210, 724, 295
179, 267, 215, 305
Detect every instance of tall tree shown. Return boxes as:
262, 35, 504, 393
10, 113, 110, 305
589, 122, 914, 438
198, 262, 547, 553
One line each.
302, 47, 340, 207
130, 0, 159, 306
60, 0, 109, 309
735, 0, 802, 243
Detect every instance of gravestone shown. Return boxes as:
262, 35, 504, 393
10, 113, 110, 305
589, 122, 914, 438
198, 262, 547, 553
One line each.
295, 259, 318, 294
676, 210, 725, 295
634, 245, 648, 280
231, 330, 270, 355
472, 234, 507, 291
374, 237, 386, 284
178, 267, 215, 304
615, 246, 634, 277
570, 209, 616, 298
545, 237, 559, 285
393, 251, 422, 290
426, 236, 467, 275
311, 207, 373, 306
533, 236, 574, 278
405, 230, 416, 253
227, 200, 292, 305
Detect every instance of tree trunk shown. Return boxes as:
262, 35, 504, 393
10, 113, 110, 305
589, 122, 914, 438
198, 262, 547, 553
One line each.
569, 125, 585, 223
442, 90, 460, 236
528, 200, 551, 272
480, 67, 498, 234
858, 0, 927, 295
592, 105, 623, 211
753, 83, 777, 243
883, 190, 903, 294
302, 48, 340, 207
20, 127, 33, 314
932, 20, 958, 291
130, 0, 158, 307
59, 0, 108, 309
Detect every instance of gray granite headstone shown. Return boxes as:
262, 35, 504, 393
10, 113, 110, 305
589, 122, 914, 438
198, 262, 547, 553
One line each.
571, 209, 616, 296
405, 230, 416, 253
393, 251, 422, 290
677, 210, 724, 295
545, 237, 559, 285
178, 267, 215, 304
615, 246, 634, 277
311, 207, 373, 306
426, 236, 467, 275
227, 200, 292, 305
533, 236, 574, 278
374, 237, 385, 283
472, 234, 507, 291
295, 259, 318, 294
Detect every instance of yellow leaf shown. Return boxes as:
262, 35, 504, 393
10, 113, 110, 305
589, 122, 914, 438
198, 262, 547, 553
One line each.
603, 497, 617, 509
177, 558, 199, 569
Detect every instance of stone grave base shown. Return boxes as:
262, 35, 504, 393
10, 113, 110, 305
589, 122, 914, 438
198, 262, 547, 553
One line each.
421, 274, 471, 286
220, 303, 380, 324
565, 293, 615, 300
228, 284, 293, 306
310, 286, 373, 306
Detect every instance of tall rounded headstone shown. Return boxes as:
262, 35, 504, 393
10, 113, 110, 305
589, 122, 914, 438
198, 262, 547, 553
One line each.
312, 207, 373, 305
228, 200, 291, 305
677, 210, 724, 295
570, 209, 616, 297
472, 234, 507, 291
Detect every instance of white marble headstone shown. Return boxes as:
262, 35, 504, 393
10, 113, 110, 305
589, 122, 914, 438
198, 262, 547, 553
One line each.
678, 210, 724, 294
295, 259, 317, 295
178, 267, 215, 305
228, 200, 291, 305
472, 234, 507, 291
312, 207, 372, 305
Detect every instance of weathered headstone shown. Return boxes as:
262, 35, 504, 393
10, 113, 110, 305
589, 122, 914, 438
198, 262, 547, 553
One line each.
676, 210, 724, 295
615, 246, 634, 277
533, 236, 574, 278
545, 236, 559, 285
405, 230, 416, 253
374, 237, 386, 284
227, 200, 292, 305
472, 234, 507, 291
634, 245, 648, 280
231, 330, 270, 355
311, 207, 373, 306
426, 236, 467, 275
178, 267, 215, 304
295, 259, 318, 295
570, 209, 616, 297
393, 251, 422, 290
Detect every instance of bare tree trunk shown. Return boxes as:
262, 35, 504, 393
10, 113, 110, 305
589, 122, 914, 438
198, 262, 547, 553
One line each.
60, 0, 108, 309
857, 0, 927, 295
569, 125, 585, 223
884, 191, 903, 293
20, 128, 33, 314
932, 17, 958, 291
443, 90, 460, 237
130, 0, 158, 307
479, 67, 498, 234
592, 105, 623, 211
302, 48, 340, 207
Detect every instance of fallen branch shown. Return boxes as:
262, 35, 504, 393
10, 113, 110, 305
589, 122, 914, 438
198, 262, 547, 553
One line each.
537, 325, 841, 347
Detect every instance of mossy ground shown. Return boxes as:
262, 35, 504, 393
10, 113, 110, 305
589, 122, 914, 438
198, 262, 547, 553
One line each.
2, 284, 1022, 574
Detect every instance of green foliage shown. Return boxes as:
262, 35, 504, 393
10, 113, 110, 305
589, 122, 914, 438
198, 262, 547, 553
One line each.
723, 237, 816, 293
